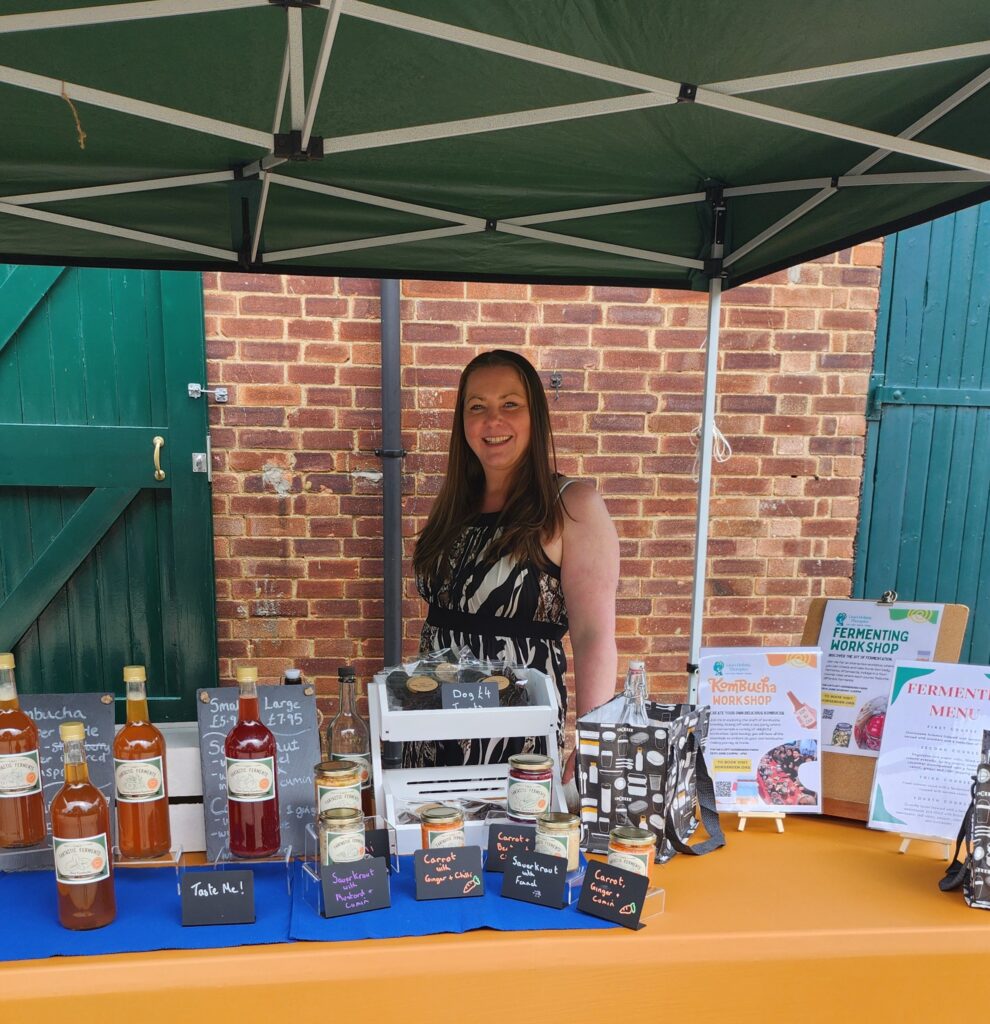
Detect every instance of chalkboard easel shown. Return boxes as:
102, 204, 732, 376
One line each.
801, 597, 969, 820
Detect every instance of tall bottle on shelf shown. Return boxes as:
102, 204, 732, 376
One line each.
113, 665, 171, 859
0, 653, 46, 848
225, 666, 280, 857
616, 660, 651, 726
327, 666, 375, 817
51, 721, 116, 930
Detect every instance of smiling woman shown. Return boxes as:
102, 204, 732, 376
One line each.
410, 350, 619, 776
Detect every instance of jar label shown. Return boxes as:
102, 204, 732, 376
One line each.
114, 755, 165, 803
53, 832, 111, 885
317, 781, 362, 813
323, 832, 365, 865
427, 827, 465, 848
535, 831, 569, 860
507, 777, 551, 816
330, 751, 371, 789
226, 756, 276, 802
607, 849, 651, 877
0, 749, 42, 798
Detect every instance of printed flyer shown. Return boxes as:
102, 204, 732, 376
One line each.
869, 662, 990, 840
817, 600, 944, 758
698, 647, 822, 814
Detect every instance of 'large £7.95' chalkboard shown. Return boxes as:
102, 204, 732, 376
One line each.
196, 687, 322, 860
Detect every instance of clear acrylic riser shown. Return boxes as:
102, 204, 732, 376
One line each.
0, 834, 52, 872
177, 843, 295, 896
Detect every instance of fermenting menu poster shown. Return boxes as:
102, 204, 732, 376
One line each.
699, 647, 822, 814
869, 662, 990, 840
817, 600, 944, 758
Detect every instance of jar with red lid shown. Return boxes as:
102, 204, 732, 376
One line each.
506, 753, 553, 823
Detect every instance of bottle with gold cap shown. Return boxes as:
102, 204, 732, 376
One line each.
0, 653, 47, 848
50, 720, 116, 929
225, 666, 280, 857
113, 665, 171, 859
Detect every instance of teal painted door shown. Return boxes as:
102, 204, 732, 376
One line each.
856, 203, 990, 663
0, 266, 217, 720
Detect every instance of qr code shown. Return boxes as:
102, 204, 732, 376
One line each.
823, 707, 834, 720
715, 781, 732, 799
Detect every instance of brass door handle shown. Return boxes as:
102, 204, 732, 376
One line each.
152, 435, 165, 481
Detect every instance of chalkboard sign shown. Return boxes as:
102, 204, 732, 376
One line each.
196, 687, 322, 860
577, 862, 648, 930
181, 870, 255, 926
321, 857, 391, 918
4, 693, 116, 869
441, 681, 498, 710
501, 850, 567, 909
414, 846, 485, 900
485, 823, 535, 873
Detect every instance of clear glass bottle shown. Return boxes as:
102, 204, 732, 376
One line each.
51, 721, 116, 930
327, 666, 374, 817
225, 666, 280, 858
113, 665, 171, 859
0, 653, 46, 848
616, 661, 650, 725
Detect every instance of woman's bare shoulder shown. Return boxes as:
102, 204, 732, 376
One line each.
558, 478, 608, 519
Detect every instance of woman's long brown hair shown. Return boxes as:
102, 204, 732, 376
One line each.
413, 350, 564, 583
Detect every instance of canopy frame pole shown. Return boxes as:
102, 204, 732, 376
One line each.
300, 0, 342, 149
0, 171, 234, 206
0, 0, 269, 34
687, 190, 726, 704
286, 6, 305, 130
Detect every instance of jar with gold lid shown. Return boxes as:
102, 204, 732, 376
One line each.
535, 812, 580, 872
314, 759, 362, 814
506, 753, 553, 823
319, 807, 366, 865
607, 825, 656, 877
420, 804, 465, 849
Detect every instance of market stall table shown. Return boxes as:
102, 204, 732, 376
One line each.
1, 817, 983, 1023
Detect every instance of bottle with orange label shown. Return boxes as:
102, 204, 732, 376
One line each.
113, 665, 171, 859
0, 653, 47, 848
225, 666, 280, 857
51, 721, 116, 930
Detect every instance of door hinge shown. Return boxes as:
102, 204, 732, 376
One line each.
191, 435, 213, 482
188, 382, 228, 403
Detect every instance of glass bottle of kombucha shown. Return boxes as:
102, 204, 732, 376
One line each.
327, 666, 375, 817
225, 666, 280, 857
50, 721, 116, 930
0, 653, 47, 848
113, 665, 171, 859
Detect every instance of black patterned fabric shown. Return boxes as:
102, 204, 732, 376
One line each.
408, 506, 570, 767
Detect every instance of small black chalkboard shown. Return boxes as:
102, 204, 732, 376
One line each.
485, 823, 535, 873
441, 681, 498, 709
364, 827, 393, 870
196, 687, 322, 860
501, 851, 567, 909
414, 846, 485, 900
181, 870, 255, 926
321, 857, 391, 918
577, 863, 649, 930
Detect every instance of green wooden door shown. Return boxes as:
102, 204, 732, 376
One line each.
855, 203, 990, 663
0, 266, 217, 721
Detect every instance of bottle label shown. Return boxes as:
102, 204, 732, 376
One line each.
226, 756, 276, 803
330, 751, 371, 789
427, 827, 465, 848
507, 777, 552, 816
322, 832, 365, 865
0, 749, 43, 798
114, 755, 165, 803
317, 781, 362, 813
53, 832, 111, 885
607, 849, 651, 877
535, 831, 569, 860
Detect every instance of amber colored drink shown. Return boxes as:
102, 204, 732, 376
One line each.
51, 721, 116, 930
0, 653, 47, 848
113, 666, 171, 859
225, 668, 280, 857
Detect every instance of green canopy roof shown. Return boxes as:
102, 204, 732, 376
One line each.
1, 0, 989, 288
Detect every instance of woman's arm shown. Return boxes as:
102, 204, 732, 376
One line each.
559, 481, 620, 776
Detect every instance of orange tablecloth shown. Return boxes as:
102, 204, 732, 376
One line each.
2, 817, 983, 1023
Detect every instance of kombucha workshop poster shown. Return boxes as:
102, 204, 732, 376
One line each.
817, 600, 943, 758
869, 662, 990, 840
699, 648, 822, 814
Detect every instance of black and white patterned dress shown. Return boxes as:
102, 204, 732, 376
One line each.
409, 488, 572, 767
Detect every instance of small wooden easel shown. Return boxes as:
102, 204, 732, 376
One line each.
737, 811, 786, 833
897, 833, 951, 860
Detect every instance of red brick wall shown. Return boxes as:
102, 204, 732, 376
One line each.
204, 243, 881, 726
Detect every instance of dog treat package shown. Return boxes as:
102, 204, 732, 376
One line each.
576, 698, 724, 863
383, 647, 531, 712
941, 729, 990, 909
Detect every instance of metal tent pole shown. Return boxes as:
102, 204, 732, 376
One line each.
379, 278, 404, 767
687, 194, 726, 703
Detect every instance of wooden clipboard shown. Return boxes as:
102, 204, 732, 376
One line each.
801, 598, 969, 820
